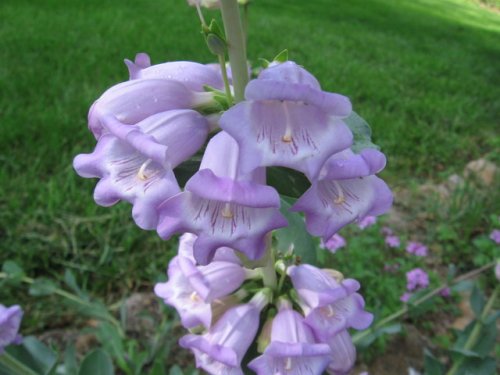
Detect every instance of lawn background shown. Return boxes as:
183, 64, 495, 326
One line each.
0, 0, 499, 335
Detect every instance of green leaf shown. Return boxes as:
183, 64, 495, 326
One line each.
344, 111, 379, 152
470, 284, 485, 317
78, 349, 114, 375
267, 167, 310, 198
169, 365, 184, 375
2, 260, 25, 284
459, 356, 496, 375
275, 197, 317, 265
29, 278, 58, 296
354, 323, 402, 348
64, 269, 88, 300
450, 348, 482, 358
63, 344, 79, 375
6, 336, 57, 375
272, 49, 288, 63
94, 322, 126, 364
424, 349, 444, 375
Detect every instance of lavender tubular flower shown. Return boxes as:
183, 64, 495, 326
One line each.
288, 265, 373, 339
325, 330, 356, 375
248, 302, 331, 375
179, 291, 269, 375
125, 53, 224, 91
320, 234, 346, 253
292, 149, 392, 240
178, 233, 242, 264
0, 305, 23, 354
406, 268, 429, 291
220, 62, 353, 180
88, 79, 215, 139
74, 109, 209, 229
157, 132, 287, 265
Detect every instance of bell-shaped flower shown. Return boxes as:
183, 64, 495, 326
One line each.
0, 304, 23, 353
325, 330, 356, 375
154, 255, 246, 328
292, 148, 392, 241
288, 265, 373, 339
88, 78, 216, 138
248, 300, 331, 375
178, 233, 242, 265
219, 61, 353, 180
179, 290, 270, 375
157, 132, 287, 265
125, 53, 223, 91
74, 109, 209, 229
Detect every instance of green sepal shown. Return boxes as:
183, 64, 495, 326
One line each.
203, 19, 227, 56
272, 49, 288, 63
344, 111, 380, 152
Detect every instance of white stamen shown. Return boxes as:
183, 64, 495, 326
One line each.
284, 357, 293, 371
190, 292, 201, 302
333, 181, 345, 205
137, 159, 153, 180
282, 102, 293, 143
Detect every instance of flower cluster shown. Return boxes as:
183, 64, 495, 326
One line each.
155, 236, 373, 374
74, 52, 393, 373
0, 304, 23, 354
406, 241, 428, 257
74, 57, 392, 265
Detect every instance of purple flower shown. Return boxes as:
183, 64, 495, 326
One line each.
439, 287, 451, 298
179, 291, 269, 375
292, 148, 392, 240
219, 61, 353, 180
248, 300, 331, 375
157, 132, 287, 264
125, 53, 223, 91
385, 235, 400, 248
406, 241, 428, 256
489, 229, 500, 244
406, 268, 429, 291
381, 226, 393, 236
178, 233, 242, 265
357, 215, 377, 229
320, 234, 346, 253
88, 79, 216, 139
288, 265, 373, 339
74, 110, 210, 229
154, 255, 246, 328
0, 305, 23, 353
325, 330, 356, 375
400, 292, 412, 303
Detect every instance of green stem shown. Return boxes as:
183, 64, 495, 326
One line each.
0, 273, 124, 337
219, 0, 248, 103
0, 352, 38, 375
352, 261, 496, 344
218, 54, 233, 105
260, 250, 277, 290
446, 285, 498, 375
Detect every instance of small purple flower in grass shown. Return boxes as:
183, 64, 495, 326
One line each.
88, 79, 216, 139
489, 229, 500, 244
439, 287, 451, 298
320, 234, 346, 253
0, 305, 23, 354
220, 62, 353, 180
157, 132, 287, 265
125, 53, 224, 91
325, 330, 356, 375
292, 149, 392, 241
74, 110, 209, 229
406, 241, 428, 256
406, 268, 429, 291
385, 235, 400, 248
154, 255, 246, 328
288, 265, 373, 339
180, 290, 270, 375
357, 215, 376, 229
248, 299, 331, 375
400, 292, 412, 303
381, 226, 393, 236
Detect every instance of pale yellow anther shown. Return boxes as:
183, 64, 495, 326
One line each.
281, 134, 293, 143
137, 159, 152, 180
332, 181, 345, 205
190, 292, 201, 302
321, 305, 335, 318
221, 203, 233, 219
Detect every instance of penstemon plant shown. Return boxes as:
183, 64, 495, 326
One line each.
73, 0, 392, 373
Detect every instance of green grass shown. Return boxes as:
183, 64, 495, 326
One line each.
0, 0, 499, 334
